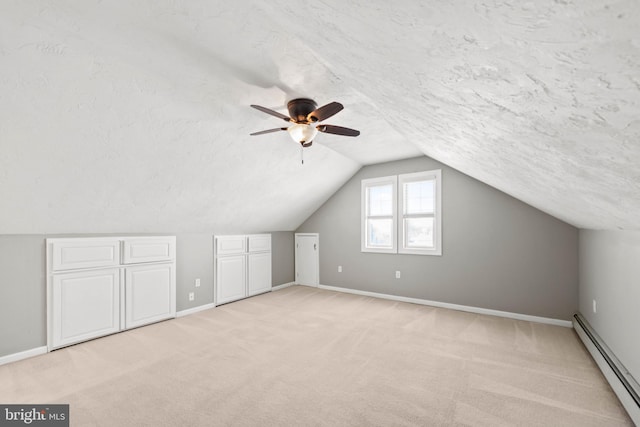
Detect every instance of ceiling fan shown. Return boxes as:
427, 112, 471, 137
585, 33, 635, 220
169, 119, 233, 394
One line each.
250, 98, 360, 147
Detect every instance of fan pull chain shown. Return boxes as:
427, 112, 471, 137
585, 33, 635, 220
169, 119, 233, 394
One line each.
301, 146, 304, 164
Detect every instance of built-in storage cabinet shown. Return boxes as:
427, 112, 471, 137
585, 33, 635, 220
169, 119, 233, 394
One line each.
215, 235, 246, 256
215, 234, 271, 305
248, 234, 271, 253
123, 237, 175, 264
248, 252, 272, 296
51, 238, 120, 272
215, 255, 247, 305
51, 268, 121, 349
47, 236, 176, 351
125, 263, 175, 329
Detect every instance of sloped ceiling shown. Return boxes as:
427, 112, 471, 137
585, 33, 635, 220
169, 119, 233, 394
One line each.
1, 1, 639, 233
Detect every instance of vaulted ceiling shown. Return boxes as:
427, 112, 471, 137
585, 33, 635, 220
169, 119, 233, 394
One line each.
1, 1, 639, 233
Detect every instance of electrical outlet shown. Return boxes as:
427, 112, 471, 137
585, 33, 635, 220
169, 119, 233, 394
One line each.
338, 265, 342, 273
395, 271, 401, 279
195, 278, 201, 287
593, 299, 597, 313
189, 292, 195, 302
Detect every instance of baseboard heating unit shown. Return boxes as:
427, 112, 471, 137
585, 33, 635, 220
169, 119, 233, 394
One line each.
573, 313, 639, 425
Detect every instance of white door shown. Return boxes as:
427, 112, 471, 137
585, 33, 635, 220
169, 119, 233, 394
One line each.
295, 234, 319, 287
125, 264, 176, 329
216, 255, 247, 305
248, 252, 272, 296
51, 268, 120, 349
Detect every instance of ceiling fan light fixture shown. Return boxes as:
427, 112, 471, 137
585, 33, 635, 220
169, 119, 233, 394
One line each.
288, 123, 317, 144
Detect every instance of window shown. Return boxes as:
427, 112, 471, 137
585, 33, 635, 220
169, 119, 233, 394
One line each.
361, 170, 441, 256
361, 175, 397, 253
398, 170, 441, 255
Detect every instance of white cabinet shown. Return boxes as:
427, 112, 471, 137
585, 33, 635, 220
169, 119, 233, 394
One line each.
248, 252, 272, 296
51, 268, 121, 349
125, 263, 175, 329
47, 236, 176, 351
248, 234, 271, 253
51, 238, 120, 272
214, 234, 271, 305
122, 237, 175, 264
216, 255, 247, 305
215, 235, 247, 256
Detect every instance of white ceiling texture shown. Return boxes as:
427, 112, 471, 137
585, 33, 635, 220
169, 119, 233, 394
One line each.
1, 1, 639, 233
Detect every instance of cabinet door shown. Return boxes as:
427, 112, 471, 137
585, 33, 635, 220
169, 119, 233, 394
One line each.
215, 235, 246, 256
248, 234, 271, 253
122, 237, 175, 264
248, 252, 272, 296
216, 255, 246, 305
50, 238, 120, 271
51, 269, 120, 349
125, 264, 176, 329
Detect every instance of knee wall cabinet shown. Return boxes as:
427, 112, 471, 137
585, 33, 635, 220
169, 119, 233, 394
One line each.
214, 234, 271, 305
47, 236, 176, 351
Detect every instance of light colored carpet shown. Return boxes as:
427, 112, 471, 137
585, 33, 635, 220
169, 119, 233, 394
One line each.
0, 285, 633, 426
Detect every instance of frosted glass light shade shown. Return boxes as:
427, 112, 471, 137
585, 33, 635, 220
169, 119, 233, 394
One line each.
288, 123, 318, 144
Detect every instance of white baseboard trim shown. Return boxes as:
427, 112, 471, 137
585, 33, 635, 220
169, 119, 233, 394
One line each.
573, 314, 639, 425
318, 284, 572, 328
0, 346, 48, 366
272, 282, 296, 291
176, 303, 215, 318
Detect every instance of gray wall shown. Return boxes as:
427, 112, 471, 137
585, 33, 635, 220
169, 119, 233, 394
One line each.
0, 231, 294, 358
296, 156, 579, 320
579, 230, 640, 383
176, 233, 216, 310
0, 236, 47, 357
271, 231, 295, 286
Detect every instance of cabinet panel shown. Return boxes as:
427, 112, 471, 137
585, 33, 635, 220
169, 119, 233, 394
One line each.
51, 239, 120, 271
216, 255, 247, 305
125, 264, 175, 329
248, 252, 272, 296
215, 235, 246, 256
122, 237, 175, 264
248, 234, 271, 253
51, 269, 120, 349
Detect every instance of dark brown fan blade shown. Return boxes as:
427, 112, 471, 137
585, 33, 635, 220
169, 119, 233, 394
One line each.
317, 124, 360, 137
250, 105, 292, 122
250, 127, 287, 136
307, 102, 343, 122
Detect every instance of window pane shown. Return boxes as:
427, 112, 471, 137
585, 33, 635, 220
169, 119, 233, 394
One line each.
367, 218, 393, 247
404, 180, 434, 215
405, 217, 434, 248
368, 184, 393, 216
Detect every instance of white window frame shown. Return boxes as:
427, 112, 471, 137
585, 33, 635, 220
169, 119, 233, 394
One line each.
361, 175, 397, 254
398, 170, 442, 256
361, 170, 442, 256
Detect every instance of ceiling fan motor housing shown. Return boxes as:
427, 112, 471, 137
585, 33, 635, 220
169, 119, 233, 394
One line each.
287, 98, 318, 123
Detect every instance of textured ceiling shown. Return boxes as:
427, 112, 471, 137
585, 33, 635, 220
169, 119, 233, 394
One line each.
1, 0, 639, 233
